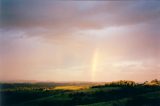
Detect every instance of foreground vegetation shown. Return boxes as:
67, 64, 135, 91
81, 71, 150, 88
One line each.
1, 79, 160, 106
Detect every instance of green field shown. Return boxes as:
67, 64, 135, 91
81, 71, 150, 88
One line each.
1, 80, 160, 106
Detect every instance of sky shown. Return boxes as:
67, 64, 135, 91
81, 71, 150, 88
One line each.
0, 0, 160, 82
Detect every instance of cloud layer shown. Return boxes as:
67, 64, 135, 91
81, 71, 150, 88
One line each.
0, 0, 160, 82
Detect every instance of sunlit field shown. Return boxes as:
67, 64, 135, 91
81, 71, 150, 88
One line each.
53, 86, 90, 90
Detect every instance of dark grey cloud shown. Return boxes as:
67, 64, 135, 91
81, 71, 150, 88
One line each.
1, 0, 160, 29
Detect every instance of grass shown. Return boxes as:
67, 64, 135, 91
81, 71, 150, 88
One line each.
1, 81, 160, 106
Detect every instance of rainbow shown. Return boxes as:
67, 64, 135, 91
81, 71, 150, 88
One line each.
91, 48, 99, 81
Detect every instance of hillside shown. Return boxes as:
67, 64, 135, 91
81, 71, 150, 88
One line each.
1, 79, 160, 106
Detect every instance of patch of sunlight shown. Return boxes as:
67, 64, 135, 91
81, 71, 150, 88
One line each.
53, 85, 90, 90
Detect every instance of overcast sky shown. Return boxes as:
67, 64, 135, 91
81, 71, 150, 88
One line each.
0, 0, 160, 82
